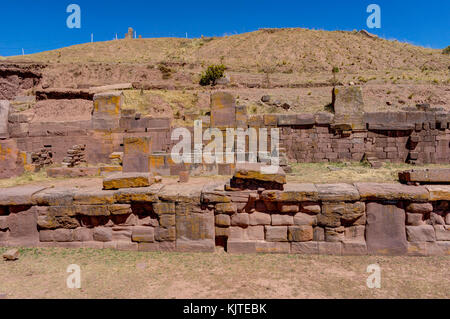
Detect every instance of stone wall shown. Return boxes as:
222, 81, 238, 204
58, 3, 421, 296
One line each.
0, 182, 448, 256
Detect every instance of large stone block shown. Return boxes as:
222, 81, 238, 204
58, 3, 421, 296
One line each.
0, 100, 10, 139
288, 226, 313, 242
261, 183, 318, 202
425, 185, 450, 201
332, 86, 365, 131
249, 211, 271, 225
227, 240, 256, 254
6, 206, 39, 246
176, 212, 214, 241
366, 202, 408, 255
291, 242, 319, 254
0, 185, 47, 206
92, 91, 122, 130
210, 92, 236, 128
406, 225, 436, 242
231, 163, 286, 190
434, 225, 450, 241
0, 139, 24, 178
265, 226, 288, 242
122, 136, 152, 173
316, 184, 360, 202
399, 168, 450, 184
103, 173, 155, 190
271, 214, 294, 226
131, 226, 155, 243
355, 183, 429, 202
318, 202, 365, 227
176, 239, 215, 253
255, 242, 290, 254
114, 185, 162, 203
73, 190, 115, 205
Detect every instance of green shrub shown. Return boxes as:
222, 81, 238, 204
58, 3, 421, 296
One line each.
199, 64, 226, 86
442, 46, 450, 55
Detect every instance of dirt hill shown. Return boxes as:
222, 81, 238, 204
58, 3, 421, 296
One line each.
3, 28, 449, 121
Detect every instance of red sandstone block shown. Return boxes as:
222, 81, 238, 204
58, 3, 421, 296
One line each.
291, 242, 319, 254
255, 242, 290, 254
318, 242, 342, 255
227, 240, 256, 254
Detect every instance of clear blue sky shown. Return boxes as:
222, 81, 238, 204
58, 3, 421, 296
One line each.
0, 0, 449, 56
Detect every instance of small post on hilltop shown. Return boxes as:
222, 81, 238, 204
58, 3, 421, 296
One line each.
91, 33, 94, 42
22, 48, 24, 56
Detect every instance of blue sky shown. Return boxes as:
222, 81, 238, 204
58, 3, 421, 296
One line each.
0, 0, 449, 56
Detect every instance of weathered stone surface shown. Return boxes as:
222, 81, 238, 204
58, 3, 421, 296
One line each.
232, 163, 286, 188
53, 229, 74, 242
265, 226, 288, 242
155, 226, 176, 241
159, 214, 176, 228
3, 248, 19, 261
301, 203, 321, 214
288, 226, 313, 242
229, 226, 246, 240
249, 211, 271, 225
344, 225, 365, 241
271, 214, 294, 226
227, 240, 256, 254
73, 227, 93, 242
255, 242, 290, 254
0, 139, 24, 179
434, 225, 450, 241
291, 242, 319, 254
103, 173, 155, 190
313, 227, 325, 241
318, 202, 365, 227
261, 183, 318, 202
0, 186, 47, 206
215, 227, 230, 238
215, 214, 231, 227
318, 242, 342, 255
430, 213, 445, 225
210, 92, 236, 128
93, 227, 112, 242
75, 205, 110, 216
399, 168, 450, 184
32, 188, 75, 206
108, 204, 132, 215
231, 213, 250, 227
324, 226, 344, 242
406, 203, 433, 214
425, 185, 450, 201
247, 226, 264, 240
73, 190, 115, 205
132, 226, 155, 243
332, 86, 365, 131
153, 202, 176, 215
0, 100, 10, 139
279, 204, 299, 213
6, 206, 39, 245
293, 213, 317, 226
366, 202, 408, 255
215, 202, 237, 214
176, 212, 214, 241
342, 241, 367, 255
406, 225, 436, 242
39, 230, 53, 242
37, 214, 80, 229
114, 185, 162, 203
316, 184, 360, 202
176, 239, 215, 253
356, 183, 429, 202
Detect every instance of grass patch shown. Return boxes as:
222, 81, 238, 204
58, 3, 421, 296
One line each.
0, 247, 448, 299
288, 162, 450, 183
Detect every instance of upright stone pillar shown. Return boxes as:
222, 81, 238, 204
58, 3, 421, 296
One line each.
332, 86, 365, 131
0, 100, 10, 139
122, 136, 152, 173
92, 92, 122, 130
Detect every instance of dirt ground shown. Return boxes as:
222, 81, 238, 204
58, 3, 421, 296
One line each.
0, 247, 448, 299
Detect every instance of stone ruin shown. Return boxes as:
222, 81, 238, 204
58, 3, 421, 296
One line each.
0, 85, 449, 256
61, 144, 87, 168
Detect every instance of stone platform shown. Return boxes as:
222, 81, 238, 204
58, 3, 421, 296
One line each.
0, 181, 448, 256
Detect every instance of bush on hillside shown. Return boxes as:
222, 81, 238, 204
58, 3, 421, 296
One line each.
199, 64, 226, 86
442, 46, 450, 55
